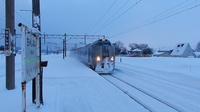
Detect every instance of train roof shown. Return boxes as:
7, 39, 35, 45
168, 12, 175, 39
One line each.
93, 39, 111, 45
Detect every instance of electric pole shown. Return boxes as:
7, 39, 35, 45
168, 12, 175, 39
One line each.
6, 0, 15, 90
32, 0, 43, 105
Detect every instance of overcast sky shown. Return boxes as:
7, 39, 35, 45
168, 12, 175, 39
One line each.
0, 0, 200, 50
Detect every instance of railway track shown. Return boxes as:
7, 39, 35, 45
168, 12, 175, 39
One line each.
102, 74, 183, 112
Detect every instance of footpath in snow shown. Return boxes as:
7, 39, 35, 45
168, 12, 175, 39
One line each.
0, 54, 147, 112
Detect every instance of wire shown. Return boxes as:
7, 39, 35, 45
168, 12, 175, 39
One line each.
0, 12, 4, 18
127, 0, 193, 33
98, 0, 130, 33
0, 17, 5, 22
110, 0, 200, 38
94, 0, 142, 34
1, 0, 31, 26
0, 0, 5, 20
87, 0, 118, 34
15, 11, 32, 26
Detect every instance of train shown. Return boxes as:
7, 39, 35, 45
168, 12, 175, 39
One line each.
70, 39, 115, 74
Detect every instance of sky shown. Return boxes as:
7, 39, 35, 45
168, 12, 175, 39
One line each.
0, 0, 200, 50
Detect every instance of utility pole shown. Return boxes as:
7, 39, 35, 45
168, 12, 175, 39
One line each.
5, 0, 15, 90
63, 39, 65, 59
32, 0, 43, 105
84, 34, 86, 45
64, 33, 67, 57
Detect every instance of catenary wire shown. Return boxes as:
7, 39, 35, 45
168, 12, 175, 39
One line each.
1, 0, 32, 26
97, 0, 130, 33
94, 0, 142, 34
15, 11, 32, 26
110, 1, 200, 38
87, 0, 118, 34
0, 17, 5, 22
124, 0, 194, 33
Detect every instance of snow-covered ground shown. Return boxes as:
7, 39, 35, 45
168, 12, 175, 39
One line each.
0, 54, 200, 112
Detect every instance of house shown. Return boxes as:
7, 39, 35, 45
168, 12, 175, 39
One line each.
171, 43, 195, 57
194, 52, 200, 58
153, 50, 172, 57
128, 49, 142, 57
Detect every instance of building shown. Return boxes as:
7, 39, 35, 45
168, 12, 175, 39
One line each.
153, 50, 172, 57
171, 43, 195, 57
128, 49, 142, 57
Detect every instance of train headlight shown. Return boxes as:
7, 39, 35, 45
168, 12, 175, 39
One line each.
111, 56, 114, 61
96, 56, 101, 62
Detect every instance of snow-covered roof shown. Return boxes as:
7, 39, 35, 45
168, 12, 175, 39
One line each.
194, 52, 200, 57
171, 43, 188, 55
171, 43, 195, 57
132, 48, 142, 52
153, 51, 165, 55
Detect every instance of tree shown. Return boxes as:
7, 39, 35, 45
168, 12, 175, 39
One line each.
113, 41, 127, 55
143, 48, 153, 56
195, 41, 200, 52
129, 43, 138, 51
129, 43, 148, 51
129, 43, 153, 56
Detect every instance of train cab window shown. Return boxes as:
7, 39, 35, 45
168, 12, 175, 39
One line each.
93, 39, 111, 45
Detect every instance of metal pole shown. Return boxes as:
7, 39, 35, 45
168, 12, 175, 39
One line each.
44, 33, 46, 44
32, 0, 43, 105
63, 39, 64, 59
22, 82, 26, 112
5, 0, 15, 90
84, 34, 86, 45
46, 46, 48, 55
64, 33, 66, 57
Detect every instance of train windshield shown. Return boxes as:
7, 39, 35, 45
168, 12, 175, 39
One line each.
93, 39, 111, 45
102, 46, 109, 58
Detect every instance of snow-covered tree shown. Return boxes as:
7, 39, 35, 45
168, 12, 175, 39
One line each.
129, 43, 153, 56
129, 43, 138, 51
129, 43, 148, 51
143, 48, 153, 56
113, 41, 127, 55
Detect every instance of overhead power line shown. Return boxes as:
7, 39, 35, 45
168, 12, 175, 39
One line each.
0, 12, 5, 18
0, 0, 5, 21
1, 0, 32, 26
110, 0, 200, 38
87, 0, 118, 34
94, 0, 142, 34
100, 0, 130, 28
15, 11, 32, 26
0, 17, 5, 22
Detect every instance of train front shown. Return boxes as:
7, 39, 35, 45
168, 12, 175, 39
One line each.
91, 39, 115, 74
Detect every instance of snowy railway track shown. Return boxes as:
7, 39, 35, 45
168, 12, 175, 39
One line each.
102, 74, 183, 112
117, 65, 200, 96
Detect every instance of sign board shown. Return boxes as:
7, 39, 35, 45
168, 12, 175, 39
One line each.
21, 27, 39, 83
4, 28, 11, 56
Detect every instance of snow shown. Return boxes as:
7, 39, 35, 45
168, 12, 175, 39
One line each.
0, 54, 200, 112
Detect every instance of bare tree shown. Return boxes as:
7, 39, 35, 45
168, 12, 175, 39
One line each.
129, 43, 138, 51
113, 41, 127, 55
129, 43, 153, 56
